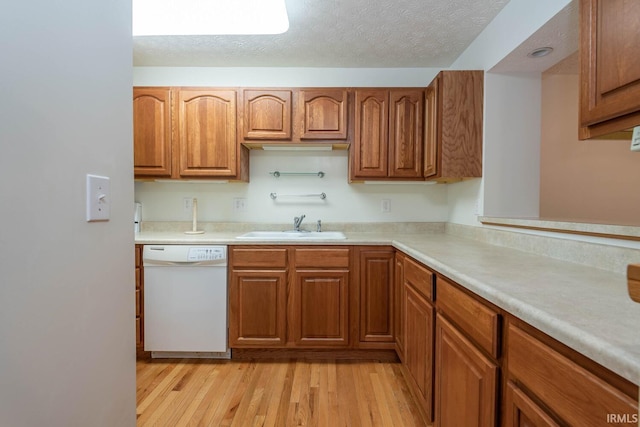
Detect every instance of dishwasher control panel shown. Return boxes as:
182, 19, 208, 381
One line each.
187, 247, 225, 261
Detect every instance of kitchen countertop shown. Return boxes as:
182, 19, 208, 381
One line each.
135, 230, 640, 386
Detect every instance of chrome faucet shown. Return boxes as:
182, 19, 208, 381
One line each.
293, 214, 306, 231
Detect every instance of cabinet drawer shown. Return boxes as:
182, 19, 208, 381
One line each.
508, 324, 637, 427
404, 257, 433, 301
436, 276, 499, 358
231, 248, 287, 268
294, 248, 350, 268
135, 267, 141, 289
136, 289, 141, 317
135, 245, 142, 267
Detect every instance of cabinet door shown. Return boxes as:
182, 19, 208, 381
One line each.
394, 252, 405, 360
359, 249, 394, 343
229, 270, 287, 347
296, 89, 348, 140
435, 314, 497, 427
580, 0, 640, 137
292, 270, 349, 346
404, 283, 434, 419
133, 87, 172, 178
176, 89, 237, 178
135, 245, 144, 351
389, 89, 423, 178
508, 323, 638, 427
352, 89, 389, 178
423, 80, 438, 178
242, 89, 292, 140
504, 381, 560, 427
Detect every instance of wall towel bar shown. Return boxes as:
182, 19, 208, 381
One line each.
269, 171, 325, 178
270, 192, 326, 200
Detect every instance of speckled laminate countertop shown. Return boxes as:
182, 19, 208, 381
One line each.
135, 230, 640, 386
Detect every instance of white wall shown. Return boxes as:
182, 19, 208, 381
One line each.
136, 151, 449, 223
446, 0, 572, 225
0, 1, 135, 426
133, 67, 448, 224
134, 67, 440, 87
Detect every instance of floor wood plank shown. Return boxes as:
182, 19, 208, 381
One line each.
137, 357, 429, 426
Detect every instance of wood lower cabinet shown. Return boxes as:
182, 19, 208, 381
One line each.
292, 247, 351, 347
504, 381, 560, 427
402, 256, 435, 421
229, 247, 288, 347
579, 0, 640, 139
434, 276, 499, 427
229, 270, 287, 347
394, 252, 406, 360
404, 282, 434, 418
506, 322, 638, 427
291, 269, 350, 346
424, 70, 483, 182
435, 314, 498, 427
230, 246, 353, 349
135, 245, 144, 354
358, 248, 395, 344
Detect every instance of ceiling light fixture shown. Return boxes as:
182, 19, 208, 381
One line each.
527, 47, 554, 58
133, 0, 289, 36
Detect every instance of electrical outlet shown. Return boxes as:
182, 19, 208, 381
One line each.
381, 199, 391, 213
233, 198, 247, 213
183, 197, 193, 214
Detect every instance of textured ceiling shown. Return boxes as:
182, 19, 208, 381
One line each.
133, 0, 511, 67
490, 0, 578, 74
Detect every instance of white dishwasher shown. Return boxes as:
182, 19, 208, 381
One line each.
143, 245, 230, 359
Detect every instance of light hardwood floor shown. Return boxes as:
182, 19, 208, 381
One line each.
136, 357, 428, 426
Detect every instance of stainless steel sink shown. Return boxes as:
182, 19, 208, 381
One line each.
236, 231, 347, 240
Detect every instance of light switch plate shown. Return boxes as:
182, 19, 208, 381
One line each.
86, 174, 110, 221
631, 126, 640, 152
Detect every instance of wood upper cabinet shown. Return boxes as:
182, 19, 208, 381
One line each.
435, 314, 498, 427
353, 90, 389, 178
389, 89, 423, 178
134, 86, 248, 181
351, 88, 423, 180
506, 322, 638, 427
351, 89, 389, 178
133, 87, 172, 178
424, 70, 483, 182
579, 0, 640, 139
242, 89, 292, 140
296, 89, 348, 140
176, 89, 238, 178
358, 248, 395, 343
